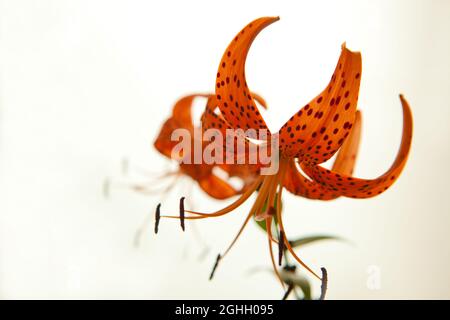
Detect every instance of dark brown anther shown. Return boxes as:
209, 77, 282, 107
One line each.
278, 230, 285, 266
319, 267, 328, 300
209, 254, 221, 280
179, 197, 185, 231
154, 203, 161, 234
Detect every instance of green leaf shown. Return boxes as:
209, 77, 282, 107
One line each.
289, 235, 344, 248
255, 218, 268, 232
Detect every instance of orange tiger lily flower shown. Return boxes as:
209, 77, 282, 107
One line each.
163, 17, 413, 281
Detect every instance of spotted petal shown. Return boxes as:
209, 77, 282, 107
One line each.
202, 93, 268, 133
283, 159, 340, 200
301, 95, 412, 198
215, 17, 279, 136
283, 110, 363, 199
331, 110, 362, 175
279, 44, 362, 165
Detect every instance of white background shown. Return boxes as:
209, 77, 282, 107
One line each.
1, 0, 449, 299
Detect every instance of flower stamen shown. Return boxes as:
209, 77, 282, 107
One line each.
154, 203, 161, 234
319, 267, 328, 300
276, 182, 321, 280
266, 216, 285, 288
176, 176, 264, 219
209, 254, 222, 280
278, 230, 285, 266
179, 197, 185, 231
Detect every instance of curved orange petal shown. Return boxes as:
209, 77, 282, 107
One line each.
198, 173, 239, 199
283, 110, 362, 200
215, 17, 279, 135
301, 95, 413, 198
172, 94, 215, 128
171, 94, 196, 129
251, 92, 268, 110
283, 158, 340, 200
279, 44, 362, 165
331, 110, 362, 175
154, 94, 202, 159
154, 117, 182, 159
